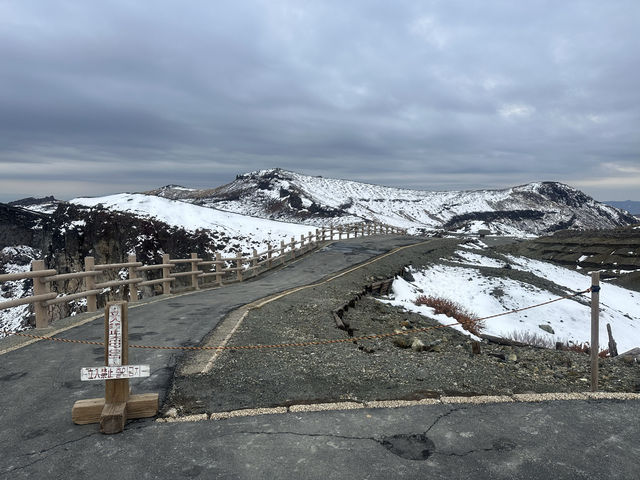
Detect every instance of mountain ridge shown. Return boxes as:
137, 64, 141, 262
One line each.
142, 168, 637, 236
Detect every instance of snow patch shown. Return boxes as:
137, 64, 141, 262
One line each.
381, 253, 640, 352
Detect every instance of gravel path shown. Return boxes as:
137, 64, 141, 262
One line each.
168, 237, 640, 415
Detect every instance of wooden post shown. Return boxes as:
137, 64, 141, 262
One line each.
267, 244, 273, 269
191, 253, 200, 290
236, 253, 243, 282
251, 248, 258, 276
590, 271, 600, 392
346, 226, 351, 239
338, 226, 343, 240
606, 323, 618, 357
127, 254, 139, 302
215, 252, 223, 286
315, 229, 320, 246
31, 260, 50, 328
72, 301, 158, 434
103, 302, 130, 433
291, 237, 296, 260
280, 240, 286, 264
85, 256, 97, 313
162, 254, 171, 295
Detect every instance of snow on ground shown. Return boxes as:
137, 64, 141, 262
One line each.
382, 249, 640, 353
0, 246, 40, 337
71, 193, 313, 246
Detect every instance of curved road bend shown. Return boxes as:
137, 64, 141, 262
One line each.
1, 234, 638, 479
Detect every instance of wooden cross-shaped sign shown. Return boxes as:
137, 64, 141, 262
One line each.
72, 301, 158, 434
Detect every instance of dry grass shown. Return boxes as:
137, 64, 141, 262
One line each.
414, 295, 483, 335
504, 330, 610, 357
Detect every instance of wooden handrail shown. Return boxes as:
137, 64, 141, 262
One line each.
0, 269, 57, 282
0, 293, 57, 310
1, 222, 406, 330
135, 264, 176, 271
94, 262, 143, 270
44, 289, 103, 307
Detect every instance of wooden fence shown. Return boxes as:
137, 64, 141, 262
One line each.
0, 222, 406, 329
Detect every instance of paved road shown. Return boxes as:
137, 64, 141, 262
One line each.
1, 235, 638, 479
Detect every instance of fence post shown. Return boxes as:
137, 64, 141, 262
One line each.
215, 252, 223, 286
127, 254, 139, 302
251, 248, 258, 276
85, 256, 97, 313
236, 253, 243, 282
190, 253, 200, 290
291, 237, 296, 259
267, 244, 273, 269
31, 260, 50, 328
590, 272, 600, 392
162, 254, 171, 295
280, 240, 286, 264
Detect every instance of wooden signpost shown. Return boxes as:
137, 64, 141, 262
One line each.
72, 301, 158, 434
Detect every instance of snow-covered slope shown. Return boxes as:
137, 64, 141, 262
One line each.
384, 243, 640, 353
70, 193, 312, 250
146, 169, 636, 236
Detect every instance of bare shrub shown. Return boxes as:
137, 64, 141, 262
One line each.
414, 295, 483, 335
565, 342, 609, 358
505, 330, 556, 349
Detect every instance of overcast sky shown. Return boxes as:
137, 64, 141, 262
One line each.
1, 0, 638, 202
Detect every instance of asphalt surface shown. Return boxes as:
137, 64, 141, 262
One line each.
1, 235, 639, 479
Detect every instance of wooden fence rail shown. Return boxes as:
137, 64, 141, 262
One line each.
0, 222, 407, 330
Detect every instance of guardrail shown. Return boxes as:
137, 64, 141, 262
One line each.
0, 222, 407, 329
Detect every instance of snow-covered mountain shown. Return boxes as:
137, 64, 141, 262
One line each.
145, 169, 636, 236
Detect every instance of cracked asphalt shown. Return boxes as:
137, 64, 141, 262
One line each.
4, 400, 639, 479
1, 235, 639, 479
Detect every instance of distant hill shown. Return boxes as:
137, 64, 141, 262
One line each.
604, 200, 640, 216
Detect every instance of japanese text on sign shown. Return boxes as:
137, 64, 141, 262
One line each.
80, 365, 150, 381
107, 304, 122, 366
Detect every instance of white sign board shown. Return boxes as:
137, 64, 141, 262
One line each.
107, 304, 123, 366
80, 365, 150, 381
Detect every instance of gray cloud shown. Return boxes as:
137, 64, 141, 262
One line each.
0, 0, 638, 202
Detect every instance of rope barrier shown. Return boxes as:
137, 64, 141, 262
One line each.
0, 287, 592, 351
